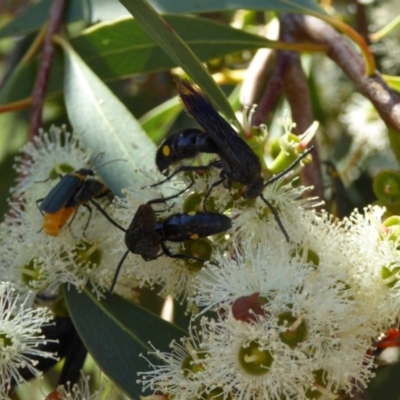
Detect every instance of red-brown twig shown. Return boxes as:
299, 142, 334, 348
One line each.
29, 0, 66, 140
287, 13, 400, 133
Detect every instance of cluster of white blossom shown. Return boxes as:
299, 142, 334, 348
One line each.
1, 116, 399, 400
139, 201, 400, 399
0, 282, 56, 398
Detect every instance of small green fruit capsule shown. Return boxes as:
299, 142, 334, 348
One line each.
48, 163, 75, 178
238, 340, 274, 375
182, 239, 213, 271
22, 258, 45, 290
383, 216, 400, 242
72, 240, 102, 268
278, 312, 308, 348
373, 170, 400, 206
183, 193, 203, 213
269, 138, 282, 159
381, 264, 400, 288
291, 247, 320, 268
182, 352, 205, 377
305, 369, 330, 399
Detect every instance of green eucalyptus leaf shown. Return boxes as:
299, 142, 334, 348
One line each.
388, 126, 400, 168
63, 286, 187, 399
0, 0, 87, 39
367, 361, 400, 400
57, 36, 156, 196
0, 0, 326, 40
120, 0, 240, 128
383, 75, 400, 93
139, 96, 181, 143
149, 0, 327, 14
1, 15, 280, 106
71, 15, 272, 82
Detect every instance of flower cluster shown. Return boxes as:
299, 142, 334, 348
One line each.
139, 203, 400, 399
46, 373, 119, 400
1, 100, 399, 400
0, 282, 57, 398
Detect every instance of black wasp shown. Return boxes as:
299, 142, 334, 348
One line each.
154, 80, 314, 241
106, 186, 232, 295
37, 168, 111, 236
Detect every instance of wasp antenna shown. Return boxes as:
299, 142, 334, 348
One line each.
89, 152, 105, 170
90, 199, 126, 232
95, 158, 126, 171
147, 181, 194, 206
107, 249, 130, 299
259, 193, 289, 242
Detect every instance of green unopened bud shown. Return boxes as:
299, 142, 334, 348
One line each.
381, 264, 400, 288
72, 240, 101, 268
0, 333, 13, 348
291, 247, 320, 268
182, 239, 213, 271
183, 193, 203, 213
383, 216, 400, 242
49, 163, 75, 178
373, 170, 400, 206
305, 369, 330, 399
21, 258, 46, 290
202, 387, 232, 400
238, 340, 274, 375
278, 312, 308, 348
182, 352, 205, 377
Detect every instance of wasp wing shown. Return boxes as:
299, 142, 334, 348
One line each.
176, 80, 261, 182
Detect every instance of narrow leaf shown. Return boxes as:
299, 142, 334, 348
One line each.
71, 15, 274, 82
139, 96, 181, 143
388, 126, 400, 168
120, 0, 240, 127
0, 15, 281, 105
383, 75, 400, 93
53, 35, 156, 196
0, 0, 86, 39
63, 286, 187, 398
149, 0, 327, 14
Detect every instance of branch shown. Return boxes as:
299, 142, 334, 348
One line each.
287, 13, 400, 133
29, 0, 67, 140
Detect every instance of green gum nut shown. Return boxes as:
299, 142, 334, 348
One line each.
184, 192, 220, 213
182, 352, 205, 376
335, 280, 354, 301
269, 138, 282, 160
291, 247, 320, 269
183, 193, 203, 213
238, 340, 274, 375
182, 239, 213, 271
0, 332, 13, 348
72, 240, 102, 268
269, 133, 302, 175
305, 369, 329, 399
202, 387, 232, 400
381, 264, 400, 288
278, 312, 308, 348
373, 170, 400, 206
21, 258, 46, 290
48, 163, 75, 178
383, 216, 400, 242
